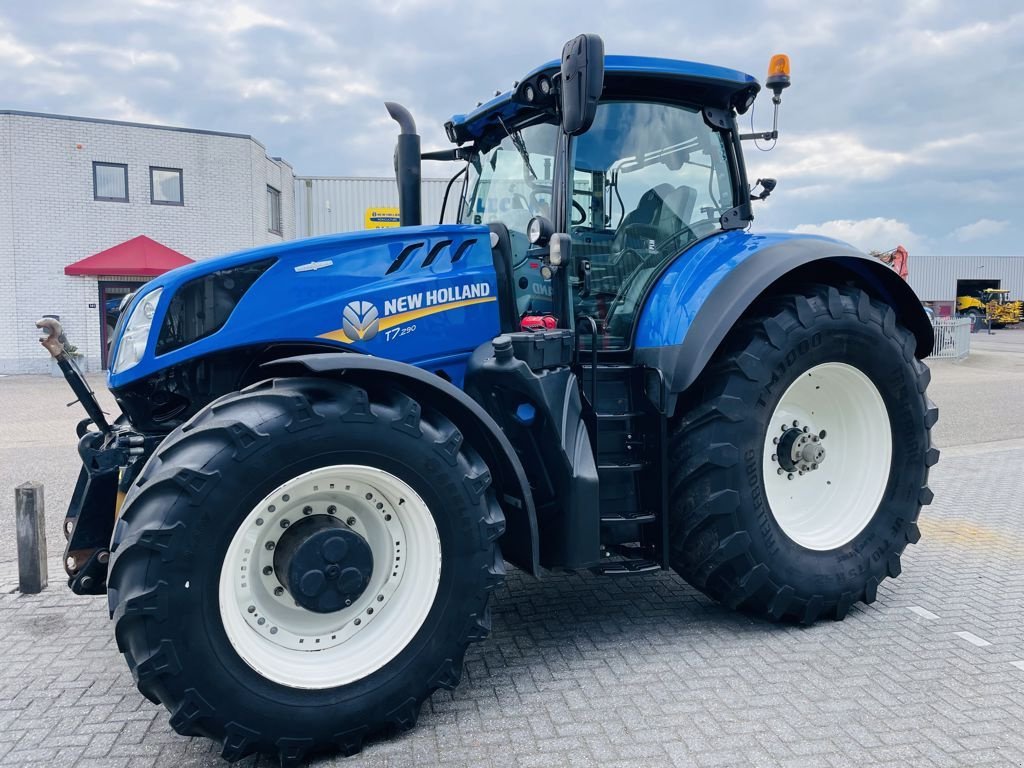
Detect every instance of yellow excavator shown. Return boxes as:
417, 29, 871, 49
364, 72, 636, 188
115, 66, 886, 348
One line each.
956, 289, 1024, 327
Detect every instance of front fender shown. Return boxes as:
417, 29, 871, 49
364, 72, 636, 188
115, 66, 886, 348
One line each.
263, 353, 540, 577
634, 232, 932, 408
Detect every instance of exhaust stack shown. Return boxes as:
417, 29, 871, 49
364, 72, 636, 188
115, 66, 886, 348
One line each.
385, 102, 422, 227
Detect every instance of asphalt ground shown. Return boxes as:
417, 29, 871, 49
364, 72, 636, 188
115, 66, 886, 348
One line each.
1, 328, 1023, 766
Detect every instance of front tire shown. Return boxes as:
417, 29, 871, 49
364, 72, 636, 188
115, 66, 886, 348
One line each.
669, 285, 938, 623
107, 377, 505, 763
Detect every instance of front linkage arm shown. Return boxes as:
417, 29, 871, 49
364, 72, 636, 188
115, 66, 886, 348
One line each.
36, 318, 158, 594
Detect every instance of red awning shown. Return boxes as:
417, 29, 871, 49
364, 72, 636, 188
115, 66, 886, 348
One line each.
65, 235, 193, 277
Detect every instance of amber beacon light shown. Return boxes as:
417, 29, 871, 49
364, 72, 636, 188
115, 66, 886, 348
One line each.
766, 54, 791, 96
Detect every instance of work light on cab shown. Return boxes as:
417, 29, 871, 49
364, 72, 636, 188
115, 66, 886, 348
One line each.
527, 215, 553, 245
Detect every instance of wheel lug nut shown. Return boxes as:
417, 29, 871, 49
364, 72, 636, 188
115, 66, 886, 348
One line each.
803, 426, 809, 433
819, 430, 827, 439
773, 437, 779, 444
771, 454, 777, 462
263, 566, 273, 575
792, 420, 799, 427
302, 506, 313, 516
346, 517, 357, 526
327, 505, 337, 515
280, 519, 290, 529
787, 473, 794, 480
265, 541, 275, 550
274, 586, 284, 596
247, 605, 256, 613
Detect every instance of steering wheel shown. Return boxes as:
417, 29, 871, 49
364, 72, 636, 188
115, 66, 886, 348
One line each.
615, 221, 698, 260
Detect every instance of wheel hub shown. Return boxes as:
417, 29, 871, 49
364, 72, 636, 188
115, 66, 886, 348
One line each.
775, 422, 826, 475
273, 516, 373, 613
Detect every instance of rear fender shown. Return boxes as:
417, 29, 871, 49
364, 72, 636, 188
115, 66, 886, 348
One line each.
263, 353, 540, 576
634, 233, 933, 414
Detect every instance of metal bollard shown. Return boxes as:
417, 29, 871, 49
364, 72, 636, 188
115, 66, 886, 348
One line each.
15, 482, 47, 593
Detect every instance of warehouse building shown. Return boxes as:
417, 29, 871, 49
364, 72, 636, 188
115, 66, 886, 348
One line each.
0, 110, 296, 374
908, 255, 1024, 316
295, 176, 456, 237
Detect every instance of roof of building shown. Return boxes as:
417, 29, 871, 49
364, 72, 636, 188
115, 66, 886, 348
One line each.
0, 109, 261, 146
64, 235, 194, 277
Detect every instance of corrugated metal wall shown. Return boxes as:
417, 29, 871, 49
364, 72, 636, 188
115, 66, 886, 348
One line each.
908, 255, 1024, 302
294, 177, 458, 237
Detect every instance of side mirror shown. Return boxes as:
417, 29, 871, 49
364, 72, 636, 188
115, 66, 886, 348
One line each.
560, 34, 604, 136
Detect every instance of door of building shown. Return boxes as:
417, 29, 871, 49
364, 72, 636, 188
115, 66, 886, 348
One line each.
99, 280, 148, 370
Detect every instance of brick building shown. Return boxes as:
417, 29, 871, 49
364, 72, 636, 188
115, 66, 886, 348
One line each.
0, 111, 295, 374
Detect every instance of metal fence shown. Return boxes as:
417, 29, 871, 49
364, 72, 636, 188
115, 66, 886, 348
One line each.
929, 317, 971, 360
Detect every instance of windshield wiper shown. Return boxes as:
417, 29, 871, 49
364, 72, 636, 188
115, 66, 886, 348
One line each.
497, 116, 537, 180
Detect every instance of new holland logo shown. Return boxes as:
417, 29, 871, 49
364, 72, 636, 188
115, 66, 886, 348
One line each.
342, 300, 380, 341
320, 282, 497, 345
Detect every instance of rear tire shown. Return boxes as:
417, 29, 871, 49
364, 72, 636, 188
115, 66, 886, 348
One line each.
669, 285, 938, 623
107, 376, 505, 764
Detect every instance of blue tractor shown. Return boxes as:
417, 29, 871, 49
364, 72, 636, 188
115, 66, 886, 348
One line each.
40, 35, 937, 764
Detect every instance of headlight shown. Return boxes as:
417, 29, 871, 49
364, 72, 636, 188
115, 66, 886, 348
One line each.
112, 288, 162, 374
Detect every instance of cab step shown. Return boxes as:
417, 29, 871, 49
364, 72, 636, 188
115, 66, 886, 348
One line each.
600, 511, 656, 524
591, 558, 661, 576
597, 462, 645, 472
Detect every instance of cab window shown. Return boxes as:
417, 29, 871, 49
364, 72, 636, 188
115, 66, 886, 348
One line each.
570, 101, 735, 348
461, 119, 559, 315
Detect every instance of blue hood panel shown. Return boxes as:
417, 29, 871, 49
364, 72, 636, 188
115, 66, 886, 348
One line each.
109, 225, 501, 389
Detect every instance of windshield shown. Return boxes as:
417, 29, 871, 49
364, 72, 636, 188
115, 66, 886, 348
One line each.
461, 119, 559, 315
570, 100, 736, 348
461, 120, 558, 231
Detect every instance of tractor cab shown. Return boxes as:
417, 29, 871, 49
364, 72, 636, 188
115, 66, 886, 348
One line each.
983, 288, 1012, 303
449, 45, 760, 349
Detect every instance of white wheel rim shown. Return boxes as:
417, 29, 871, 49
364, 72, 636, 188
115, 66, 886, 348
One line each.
218, 465, 441, 689
762, 362, 892, 551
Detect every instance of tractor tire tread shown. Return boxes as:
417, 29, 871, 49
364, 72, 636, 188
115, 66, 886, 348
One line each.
668, 283, 935, 623
108, 377, 505, 762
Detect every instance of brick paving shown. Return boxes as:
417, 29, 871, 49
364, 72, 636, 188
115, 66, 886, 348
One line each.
1, 441, 1023, 767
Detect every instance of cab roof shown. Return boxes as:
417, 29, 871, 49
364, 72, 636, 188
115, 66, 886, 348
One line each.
447, 55, 760, 143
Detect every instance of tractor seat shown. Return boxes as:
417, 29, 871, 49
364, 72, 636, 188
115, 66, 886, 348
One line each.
611, 183, 675, 253
612, 183, 698, 253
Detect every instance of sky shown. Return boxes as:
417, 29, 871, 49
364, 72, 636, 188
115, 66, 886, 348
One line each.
1, 0, 1021, 255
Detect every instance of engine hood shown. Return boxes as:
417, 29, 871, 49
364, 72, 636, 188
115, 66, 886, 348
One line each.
108, 224, 500, 388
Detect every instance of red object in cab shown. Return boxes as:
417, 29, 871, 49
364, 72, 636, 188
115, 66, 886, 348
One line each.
520, 315, 558, 331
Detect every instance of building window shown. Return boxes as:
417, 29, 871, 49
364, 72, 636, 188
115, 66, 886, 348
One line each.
267, 185, 282, 234
93, 162, 128, 202
150, 167, 183, 206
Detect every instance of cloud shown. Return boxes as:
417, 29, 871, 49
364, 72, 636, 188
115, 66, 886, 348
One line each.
53, 42, 181, 72
0, 0, 1021, 255
747, 133, 914, 182
952, 218, 1009, 242
792, 218, 925, 253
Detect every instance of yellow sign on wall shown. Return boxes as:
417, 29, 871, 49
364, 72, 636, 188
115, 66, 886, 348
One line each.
364, 207, 401, 229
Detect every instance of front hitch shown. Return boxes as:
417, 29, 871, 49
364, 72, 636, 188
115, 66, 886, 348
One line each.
36, 317, 158, 594
36, 317, 112, 436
